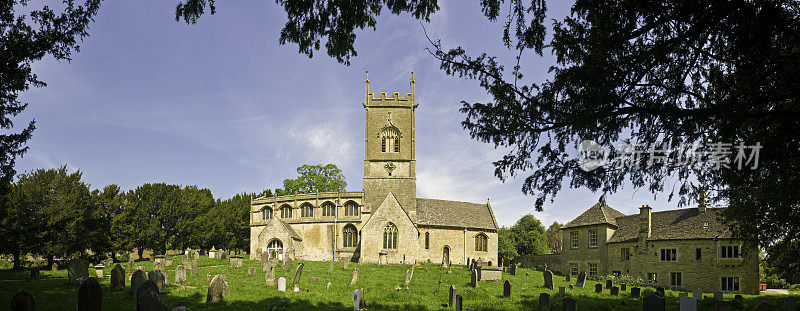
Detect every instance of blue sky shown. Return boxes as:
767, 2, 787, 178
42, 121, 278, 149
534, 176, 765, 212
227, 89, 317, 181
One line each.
16, 0, 682, 227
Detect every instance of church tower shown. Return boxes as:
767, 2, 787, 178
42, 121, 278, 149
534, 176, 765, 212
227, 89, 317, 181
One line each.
362, 71, 418, 220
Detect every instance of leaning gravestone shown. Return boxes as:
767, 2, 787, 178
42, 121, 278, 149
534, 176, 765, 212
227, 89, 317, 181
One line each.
147, 270, 166, 293
328, 260, 335, 274
78, 277, 102, 311
606, 279, 612, 289
611, 286, 619, 296
539, 293, 550, 310
277, 277, 287, 292
503, 280, 512, 297
470, 269, 478, 288
67, 259, 90, 285
693, 289, 703, 300
283, 257, 292, 272
680, 295, 697, 311
785, 297, 797, 311
595, 283, 603, 293
563, 295, 576, 311
11, 290, 35, 311
575, 271, 586, 288
349, 267, 359, 287
265, 265, 276, 286
130, 270, 147, 296
631, 287, 641, 298
643, 293, 665, 311
191, 260, 199, 276
403, 269, 412, 286
207, 275, 230, 303
111, 264, 125, 291
136, 280, 167, 311
292, 263, 304, 291
543, 270, 554, 290
449, 285, 456, 306
455, 294, 463, 311
714, 300, 731, 311
175, 265, 187, 283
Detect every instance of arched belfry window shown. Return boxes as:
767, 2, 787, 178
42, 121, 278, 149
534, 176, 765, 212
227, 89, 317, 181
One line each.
280, 204, 292, 219
379, 112, 401, 153
322, 201, 335, 217
301, 203, 314, 218
343, 224, 358, 248
262, 207, 272, 221
475, 233, 488, 252
383, 222, 398, 249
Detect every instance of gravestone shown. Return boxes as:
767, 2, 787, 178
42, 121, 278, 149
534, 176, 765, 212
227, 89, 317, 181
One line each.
111, 264, 125, 291
509, 264, 517, 275
606, 280, 612, 289
559, 286, 565, 295
265, 265, 276, 286
449, 285, 456, 306
191, 260, 199, 276
539, 293, 550, 310
94, 265, 104, 278
756, 301, 773, 311
631, 287, 641, 298
734, 295, 743, 306
206, 275, 230, 303
565, 274, 570, 282
621, 283, 627, 291
78, 277, 102, 311
693, 289, 703, 300
679, 293, 688, 300
328, 260, 335, 274
714, 300, 731, 311
563, 295, 576, 311
353, 289, 360, 311
277, 277, 287, 292
478, 265, 502, 281
206, 273, 214, 283
147, 270, 166, 293
611, 286, 619, 296
220, 251, 227, 260
343, 259, 349, 270
543, 270, 554, 290
136, 280, 167, 311
714, 291, 723, 301
29, 267, 39, 280
67, 259, 90, 285
680, 295, 698, 311
182, 254, 190, 264
349, 267, 359, 287
52, 262, 59, 271
785, 297, 796, 311
470, 269, 478, 288
11, 290, 35, 311
229, 256, 243, 268
326, 282, 331, 290
503, 280, 512, 297
643, 293, 665, 311
455, 294, 463, 311
359, 287, 366, 308
403, 269, 412, 286
130, 270, 147, 296
175, 265, 187, 283
575, 271, 586, 288
283, 257, 292, 272
247, 267, 256, 276
595, 283, 602, 293
292, 263, 304, 290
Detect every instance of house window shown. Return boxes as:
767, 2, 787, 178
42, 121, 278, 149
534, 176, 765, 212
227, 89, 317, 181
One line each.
262, 207, 272, 221
696, 248, 702, 260
475, 234, 488, 252
621, 248, 630, 261
588, 229, 598, 247
322, 202, 335, 217
424, 232, 430, 249
720, 245, 741, 259
660, 249, 677, 261
383, 222, 398, 249
722, 276, 740, 291
570, 263, 579, 276
588, 263, 598, 278
280, 205, 292, 218
343, 224, 358, 248
647, 273, 658, 284
671, 272, 682, 286
300, 203, 313, 217
570, 231, 579, 249
344, 201, 359, 216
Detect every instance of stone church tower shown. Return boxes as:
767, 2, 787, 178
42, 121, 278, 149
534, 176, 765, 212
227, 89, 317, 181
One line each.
362, 71, 418, 221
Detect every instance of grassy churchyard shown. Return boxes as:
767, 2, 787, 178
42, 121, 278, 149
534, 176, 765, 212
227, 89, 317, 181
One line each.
0, 255, 793, 310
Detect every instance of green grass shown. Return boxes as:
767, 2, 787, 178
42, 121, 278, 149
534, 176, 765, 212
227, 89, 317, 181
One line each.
0, 256, 791, 310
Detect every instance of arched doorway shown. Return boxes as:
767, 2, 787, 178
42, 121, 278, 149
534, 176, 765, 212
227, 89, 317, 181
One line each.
267, 239, 284, 260
442, 246, 450, 266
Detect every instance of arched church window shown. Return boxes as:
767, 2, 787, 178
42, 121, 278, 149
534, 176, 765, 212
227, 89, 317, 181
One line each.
301, 203, 314, 218
379, 112, 401, 153
344, 201, 359, 217
262, 207, 272, 221
425, 232, 430, 249
475, 233, 488, 252
280, 204, 292, 219
322, 201, 335, 217
383, 222, 398, 249
343, 224, 358, 248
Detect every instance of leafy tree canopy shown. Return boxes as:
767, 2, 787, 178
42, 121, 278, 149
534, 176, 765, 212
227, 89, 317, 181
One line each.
279, 164, 347, 195
510, 214, 550, 256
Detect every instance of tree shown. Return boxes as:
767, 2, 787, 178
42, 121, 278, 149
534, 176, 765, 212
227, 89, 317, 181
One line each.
510, 214, 549, 256
280, 164, 347, 195
93, 184, 132, 260
546, 222, 563, 254
176, 0, 800, 260
497, 227, 518, 264
127, 183, 183, 256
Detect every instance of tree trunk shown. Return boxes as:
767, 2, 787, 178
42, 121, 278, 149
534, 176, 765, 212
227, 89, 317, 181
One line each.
12, 252, 20, 270
46, 255, 54, 270
137, 248, 144, 261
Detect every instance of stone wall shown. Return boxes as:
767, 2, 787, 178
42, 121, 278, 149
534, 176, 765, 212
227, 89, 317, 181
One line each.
417, 227, 498, 265
515, 254, 564, 273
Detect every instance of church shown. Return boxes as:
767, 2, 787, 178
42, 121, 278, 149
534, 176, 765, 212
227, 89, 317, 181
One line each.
249, 73, 499, 265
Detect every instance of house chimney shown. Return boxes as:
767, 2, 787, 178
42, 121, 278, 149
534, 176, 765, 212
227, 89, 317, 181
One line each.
639, 204, 652, 240
698, 191, 706, 214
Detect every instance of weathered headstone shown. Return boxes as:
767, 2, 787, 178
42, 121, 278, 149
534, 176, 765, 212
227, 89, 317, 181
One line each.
11, 290, 35, 311
206, 273, 214, 283
328, 260, 335, 274
756, 301, 773, 311
539, 293, 550, 310
734, 295, 742, 306
182, 254, 190, 264
785, 297, 797, 311
559, 286, 565, 295
621, 283, 627, 291
543, 270, 554, 290
247, 267, 256, 276
229, 256, 243, 268
595, 283, 602, 293
130, 269, 147, 296
680, 295, 698, 311
455, 294, 463, 311
631, 287, 641, 298
94, 265, 104, 278
714, 291, 723, 301
220, 250, 228, 260
283, 257, 292, 272
448, 285, 456, 306
403, 269, 412, 286
575, 271, 586, 288
470, 269, 478, 288
349, 267, 359, 287
693, 289, 703, 300
277, 277, 287, 292
326, 282, 332, 290
175, 265, 187, 283
191, 260, 199, 276
643, 293, 665, 311
206, 275, 230, 303
714, 300, 731, 311
292, 263, 304, 291
503, 280, 512, 297
565, 274, 570, 282
52, 262, 59, 271
147, 270, 166, 293
563, 295, 576, 311
111, 264, 125, 291
29, 267, 39, 280
136, 280, 167, 311
67, 259, 90, 285
77, 277, 102, 311
265, 265, 276, 286
353, 289, 361, 311
193, 250, 199, 261
359, 287, 366, 308
343, 259, 349, 270
606, 279, 612, 289
509, 264, 517, 275
611, 286, 619, 296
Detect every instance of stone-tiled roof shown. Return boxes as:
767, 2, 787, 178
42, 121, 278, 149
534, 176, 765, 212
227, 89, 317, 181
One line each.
416, 198, 498, 230
269, 218, 303, 241
607, 207, 730, 243
562, 202, 626, 229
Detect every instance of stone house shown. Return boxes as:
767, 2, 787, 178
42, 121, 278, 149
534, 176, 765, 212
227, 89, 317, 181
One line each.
559, 201, 759, 294
249, 73, 499, 265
